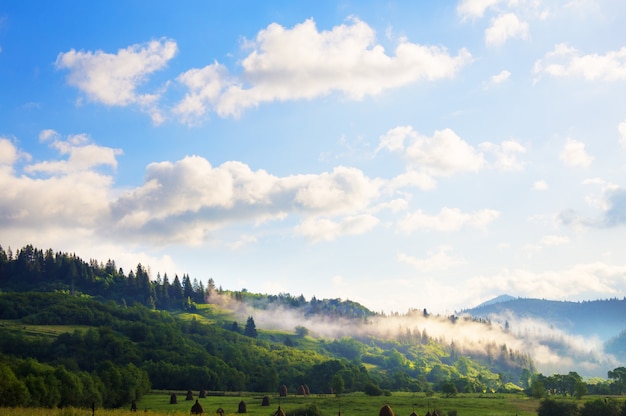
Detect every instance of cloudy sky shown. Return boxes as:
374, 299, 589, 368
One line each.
1, 0, 626, 314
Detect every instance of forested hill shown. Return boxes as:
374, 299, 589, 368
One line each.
0, 244, 544, 409
0, 244, 373, 320
463, 296, 626, 340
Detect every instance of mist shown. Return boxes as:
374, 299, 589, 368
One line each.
214, 293, 619, 378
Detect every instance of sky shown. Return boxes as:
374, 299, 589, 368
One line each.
1, 0, 626, 315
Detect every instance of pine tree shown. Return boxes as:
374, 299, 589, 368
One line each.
244, 316, 257, 338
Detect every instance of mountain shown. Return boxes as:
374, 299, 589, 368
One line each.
462, 296, 626, 341
471, 294, 517, 309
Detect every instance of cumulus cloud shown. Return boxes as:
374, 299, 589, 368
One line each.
534, 43, 626, 81
398, 246, 466, 272
485, 13, 529, 47
480, 140, 526, 170
457, 0, 502, 20
378, 126, 486, 178
56, 39, 177, 123
560, 138, 593, 168
0, 132, 117, 230
1, 133, 387, 247
25, 131, 122, 175
174, 17, 472, 120
109, 158, 382, 244
398, 207, 500, 233
0, 138, 27, 168
378, 126, 524, 190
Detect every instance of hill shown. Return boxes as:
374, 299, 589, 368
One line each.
0, 244, 541, 409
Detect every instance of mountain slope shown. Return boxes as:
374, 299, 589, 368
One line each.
463, 296, 626, 341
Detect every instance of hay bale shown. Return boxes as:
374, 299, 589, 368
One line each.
279, 384, 288, 397
298, 385, 306, 395
261, 396, 270, 406
380, 404, 394, 416
186, 389, 194, 400
170, 393, 178, 404
238, 400, 247, 414
191, 399, 204, 414
304, 384, 310, 395
199, 389, 207, 398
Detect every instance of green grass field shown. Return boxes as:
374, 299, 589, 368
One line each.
3, 392, 626, 416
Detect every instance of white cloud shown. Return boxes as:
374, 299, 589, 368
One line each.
534, 43, 626, 81
457, 0, 502, 20
489, 69, 511, 84
388, 171, 437, 191
398, 207, 500, 233
295, 214, 379, 242
379, 126, 486, 178
398, 246, 466, 272
175, 17, 472, 120
560, 138, 593, 168
533, 180, 549, 191
110, 158, 382, 243
56, 39, 177, 123
0, 138, 20, 166
480, 140, 526, 170
619, 119, 626, 148
468, 262, 626, 301
25, 132, 122, 175
485, 13, 529, 47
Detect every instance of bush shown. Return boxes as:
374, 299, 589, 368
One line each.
286, 404, 323, 416
363, 382, 384, 396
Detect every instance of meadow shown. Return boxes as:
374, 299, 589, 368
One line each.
0, 391, 546, 416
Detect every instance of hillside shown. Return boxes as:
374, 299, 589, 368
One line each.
463, 296, 626, 341
0, 244, 542, 409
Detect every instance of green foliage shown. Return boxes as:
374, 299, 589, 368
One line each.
537, 399, 578, 416
441, 381, 458, 397
579, 398, 626, 416
285, 403, 323, 416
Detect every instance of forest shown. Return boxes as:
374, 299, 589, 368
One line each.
0, 244, 625, 410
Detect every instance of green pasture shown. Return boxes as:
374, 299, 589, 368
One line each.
0, 320, 90, 338
3, 393, 626, 416
131, 391, 541, 416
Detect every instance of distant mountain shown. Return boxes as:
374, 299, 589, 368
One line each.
472, 294, 517, 309
462, 296, 626, 341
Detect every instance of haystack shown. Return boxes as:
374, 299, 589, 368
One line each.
379, 404, 394, 416
191, 399, 204, 414
261, 396, 270, 406
279, 384, 288, 397
298, 385, 306, 395
199, 389, 207, 398
274, 405, 286, 416
170, 393, 177, 404
238, 400, 247, 413
186, 389, 194, 400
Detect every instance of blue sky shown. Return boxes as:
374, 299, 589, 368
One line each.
1, 0, 626, 314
